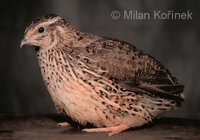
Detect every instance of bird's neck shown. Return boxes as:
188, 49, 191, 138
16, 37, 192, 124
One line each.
56, 29, 101, 49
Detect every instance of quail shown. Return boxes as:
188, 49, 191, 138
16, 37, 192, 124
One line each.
20, 14, 184, 136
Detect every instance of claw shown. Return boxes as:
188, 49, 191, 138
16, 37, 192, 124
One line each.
82, 124, 129, 136
57, 122, 71, 127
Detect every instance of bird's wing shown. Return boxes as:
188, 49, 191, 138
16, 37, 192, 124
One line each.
81, 37, 184, 102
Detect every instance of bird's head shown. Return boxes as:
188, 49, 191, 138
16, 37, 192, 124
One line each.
20, 14, 77, 50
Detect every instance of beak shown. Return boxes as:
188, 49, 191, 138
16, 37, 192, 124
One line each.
20, 39, 27, 48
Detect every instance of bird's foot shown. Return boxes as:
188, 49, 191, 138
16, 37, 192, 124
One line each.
82, 124, 129, 136
57, 122, 71, 127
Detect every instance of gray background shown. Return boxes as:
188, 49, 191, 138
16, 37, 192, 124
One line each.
0, 0, 199, 119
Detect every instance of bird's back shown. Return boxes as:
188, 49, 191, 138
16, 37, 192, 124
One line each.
64, 36, 184, 99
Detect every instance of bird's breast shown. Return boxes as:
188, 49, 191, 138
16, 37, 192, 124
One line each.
36, 48, 124, 126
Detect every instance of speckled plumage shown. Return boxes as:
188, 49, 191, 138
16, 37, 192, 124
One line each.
20, 14, 184, 136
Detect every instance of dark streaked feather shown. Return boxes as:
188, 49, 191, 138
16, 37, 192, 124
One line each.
81, 37, 184, 102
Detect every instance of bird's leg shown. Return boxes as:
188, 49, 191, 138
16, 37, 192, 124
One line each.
82, 124, 129, 136
57, 122, 71, 127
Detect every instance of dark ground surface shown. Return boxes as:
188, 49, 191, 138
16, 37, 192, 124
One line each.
0, 115, 200, 140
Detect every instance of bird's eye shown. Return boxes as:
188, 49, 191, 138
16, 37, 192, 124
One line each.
38, 27, 44, 33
